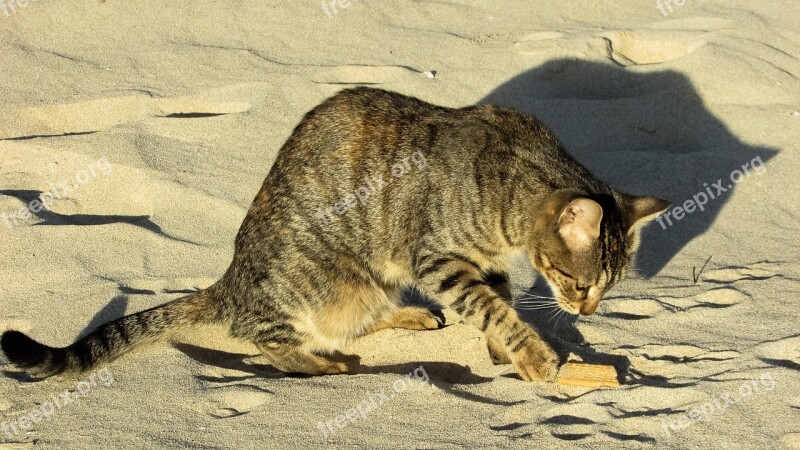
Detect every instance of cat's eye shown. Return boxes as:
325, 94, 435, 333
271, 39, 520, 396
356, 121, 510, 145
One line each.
552, 266, 574, 279
575, 283, 590, 293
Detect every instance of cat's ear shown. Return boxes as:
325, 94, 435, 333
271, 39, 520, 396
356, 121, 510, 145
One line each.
623, 194, 671, 231
557, 198, 603, 250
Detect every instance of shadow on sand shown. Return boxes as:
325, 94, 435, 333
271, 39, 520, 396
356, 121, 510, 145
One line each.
481, 59, 777, 381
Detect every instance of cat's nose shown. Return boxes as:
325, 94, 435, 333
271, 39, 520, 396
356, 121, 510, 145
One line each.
580, 300, 598, 315
580, 290, 600, 315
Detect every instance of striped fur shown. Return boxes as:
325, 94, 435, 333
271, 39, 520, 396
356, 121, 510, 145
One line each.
1, 289, 219, 377
2, 88, 668, 381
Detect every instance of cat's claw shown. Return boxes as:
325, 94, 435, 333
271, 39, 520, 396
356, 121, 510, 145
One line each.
511, 341, 559, 382
369, 307, 445, 333
323, 361, 351, 375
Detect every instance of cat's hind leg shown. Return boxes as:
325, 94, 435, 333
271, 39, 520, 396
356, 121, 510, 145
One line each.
364, 306, 444, 334
254, 276, 397, 375
232, 311, 351, 375
239, 262, 410, 375
255, 342, 348, 375
229, 282, 373, 376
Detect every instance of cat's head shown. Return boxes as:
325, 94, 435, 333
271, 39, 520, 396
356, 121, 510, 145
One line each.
529, 191, 670, 316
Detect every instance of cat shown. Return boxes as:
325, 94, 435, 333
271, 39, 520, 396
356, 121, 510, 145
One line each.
1, 87, 669, 382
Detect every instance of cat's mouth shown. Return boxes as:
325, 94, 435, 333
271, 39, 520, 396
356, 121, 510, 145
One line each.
558, 299, 599, 316
558, 300, 581, 315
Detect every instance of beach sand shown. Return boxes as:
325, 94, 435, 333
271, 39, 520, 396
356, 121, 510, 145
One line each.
1, 1, 798, 448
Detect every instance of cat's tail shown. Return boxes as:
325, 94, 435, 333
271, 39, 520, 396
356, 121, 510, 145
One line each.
1, 288, 221, 378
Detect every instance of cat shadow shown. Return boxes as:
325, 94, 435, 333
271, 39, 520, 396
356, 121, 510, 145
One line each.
172, 342, 284, 381
77, 294, 129, 339
74, 288, 198, 340
173, 342, 493, 386
342, 359, 494, 385
174, 343, 518, 407
480, 59, 778, 277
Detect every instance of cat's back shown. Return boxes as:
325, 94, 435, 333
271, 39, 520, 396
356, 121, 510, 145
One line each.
268, 87, 577, 197
268, 88, 458, 184
310, 87, 549, 135
318, 86, 451, 120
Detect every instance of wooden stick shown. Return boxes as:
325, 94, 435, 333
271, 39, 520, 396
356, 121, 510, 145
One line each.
556, 362, 620, 388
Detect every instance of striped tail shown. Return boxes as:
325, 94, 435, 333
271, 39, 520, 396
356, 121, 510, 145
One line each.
1, 289, 220, 378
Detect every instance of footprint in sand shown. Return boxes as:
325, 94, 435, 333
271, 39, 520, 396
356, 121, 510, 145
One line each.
205, 384, 275, 419
602, 287, 746, 319
754, 335, 800, 370
488, 401, 613, 441
619, 344, 740, 379
600, 386, 713, 442
600, 30, 706, 66
702, 261, 783, 284
492, 386, 707, 442
538, 403, 612, 441
692, 287, 748, 307
649, 17, 736, 31
514, 29, 706, 68
0, 97, 251, 140
518, 31, 566, 41
633, 344, 740, 363
310, 65, 429, 85
602, 298, 665, 319
515, 32, 608, 62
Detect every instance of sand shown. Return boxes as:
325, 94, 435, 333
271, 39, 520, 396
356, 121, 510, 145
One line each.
1, 1, 799, 448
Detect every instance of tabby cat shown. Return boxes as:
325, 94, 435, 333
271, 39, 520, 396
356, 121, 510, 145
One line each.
1, 87, 669, 382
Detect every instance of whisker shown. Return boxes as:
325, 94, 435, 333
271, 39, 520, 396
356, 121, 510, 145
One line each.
515, 304, 559, 310
514, 299, 554, 304
515, 299, 554, 304
517, 298, 559, 303
545, 308, 561, 323
517, 294, 558, 300
555, 309, 568, 328
514, 300, 557, 307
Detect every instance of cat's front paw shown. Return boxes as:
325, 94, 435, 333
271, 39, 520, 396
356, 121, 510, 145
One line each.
510, 338, 559, 382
